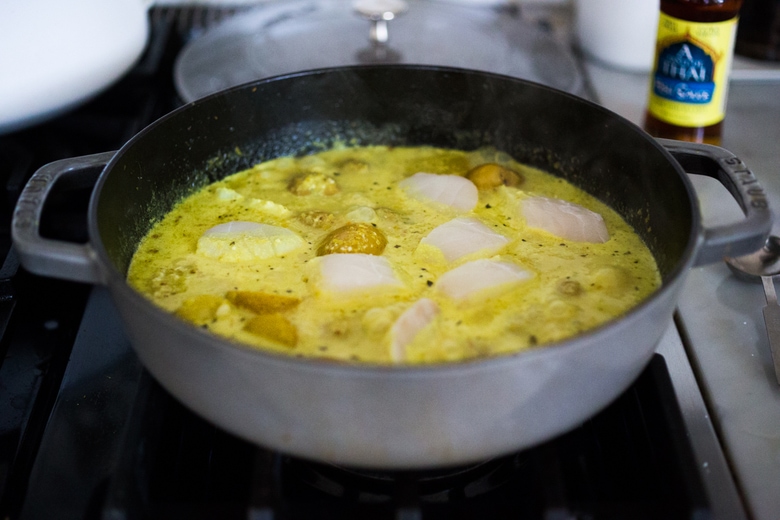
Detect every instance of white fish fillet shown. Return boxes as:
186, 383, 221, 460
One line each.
436, 259, 532, 300
420, 217, 509, 262
398, 172, 478, 212
521, 196, 609, 243
390, 298, 440, 363
317, 254, 403, 293
197, 221, 304, 262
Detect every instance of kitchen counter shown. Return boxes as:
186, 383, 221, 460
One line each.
583, 52, 780, 520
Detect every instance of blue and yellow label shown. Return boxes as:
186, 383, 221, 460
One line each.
648, 12, 739, 127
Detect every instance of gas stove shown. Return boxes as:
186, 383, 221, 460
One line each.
1, 4, 777, 519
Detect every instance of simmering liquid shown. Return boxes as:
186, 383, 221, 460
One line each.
127, 146, 661, 364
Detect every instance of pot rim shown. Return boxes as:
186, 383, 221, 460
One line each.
91, 64, 702, 376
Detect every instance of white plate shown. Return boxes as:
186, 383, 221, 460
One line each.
0, 0, 150, 134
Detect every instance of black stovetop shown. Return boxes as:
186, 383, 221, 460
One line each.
0, 7, 713, 520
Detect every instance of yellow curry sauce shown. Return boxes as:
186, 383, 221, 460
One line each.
127, 146, 661, 364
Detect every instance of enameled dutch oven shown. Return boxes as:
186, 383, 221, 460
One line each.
11, 66, 772, 469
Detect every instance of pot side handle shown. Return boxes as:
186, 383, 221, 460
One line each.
11, 152, 114, 285
659, 138, 773, 267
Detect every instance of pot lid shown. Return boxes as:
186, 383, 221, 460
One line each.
174, 0, 585, 103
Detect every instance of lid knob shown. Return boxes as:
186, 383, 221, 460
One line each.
353, 0, 408, 44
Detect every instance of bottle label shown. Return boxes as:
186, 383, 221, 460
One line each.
647, 12, 739, 128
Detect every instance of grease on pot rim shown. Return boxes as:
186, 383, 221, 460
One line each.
127, 146, 661, 364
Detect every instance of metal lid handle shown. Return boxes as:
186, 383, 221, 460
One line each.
353, 0, 408, 44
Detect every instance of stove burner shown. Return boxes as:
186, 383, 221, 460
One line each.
287, 456, 521, 503
269, 450, 544, 519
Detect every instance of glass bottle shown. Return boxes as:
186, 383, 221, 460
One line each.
643, 0, 744, 145
736, 0, 780, 61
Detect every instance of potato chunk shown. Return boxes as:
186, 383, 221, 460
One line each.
557, 279, 583, 296
317, 223, 388, 256
337, 158, 369, 175
226, 290, 300, 314
244, 313, 298, 347
288, 173, 340, 196
297, 210, 335, 229
175, 294, 228, 324
466, 163, 523, 190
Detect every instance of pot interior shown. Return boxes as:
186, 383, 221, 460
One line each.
95, 65, 694, 282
